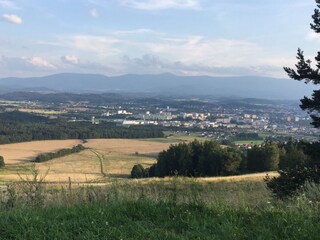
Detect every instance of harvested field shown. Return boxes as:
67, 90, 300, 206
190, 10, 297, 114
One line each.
0, 140, 82, 164
0, 139, 172, 183
85, 139, 172, 155
0, 139, 278, 184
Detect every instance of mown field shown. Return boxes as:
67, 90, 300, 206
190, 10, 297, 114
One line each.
0, 139, 173, 182
0, 138, 277, 183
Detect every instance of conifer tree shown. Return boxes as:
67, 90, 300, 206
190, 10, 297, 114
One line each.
284, 0, 320, 128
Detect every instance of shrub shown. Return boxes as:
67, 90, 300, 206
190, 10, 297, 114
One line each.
301, 181, 320, 203
0, 156, 5, 168
265, 167, 320, 199
131, 164, 146, 178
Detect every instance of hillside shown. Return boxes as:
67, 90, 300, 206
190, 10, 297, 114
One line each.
0, 73, 316, 99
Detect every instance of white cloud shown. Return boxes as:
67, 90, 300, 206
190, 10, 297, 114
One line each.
90, 8, 99, 17
306, 31, 320, 41
120, 0, 200, 10
2, 14, 22, 24
4, 28, 290, 78
121, 54, 286, 77
136, 36, 262, 67
0, 55, 29, 70
0, 55, 58, 77
114, 28, 153, 35
0, 0, 18, 9
27, 57, 56, 69
62, 35, 121, 56
61, 55, 79, 65
51, 29, 290, 77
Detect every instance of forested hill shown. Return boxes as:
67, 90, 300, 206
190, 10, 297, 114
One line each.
0, 92, 126, 104
0, 73, 316, 99
0, 111, 48, 122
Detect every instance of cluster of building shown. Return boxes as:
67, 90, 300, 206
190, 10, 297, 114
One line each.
1, 97, 318, 142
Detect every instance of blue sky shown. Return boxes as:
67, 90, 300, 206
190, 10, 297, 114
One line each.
0, 0, 318, 78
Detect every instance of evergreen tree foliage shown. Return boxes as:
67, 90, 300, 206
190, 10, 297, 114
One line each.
131, 164, 146, 178
247, 142, 280, 172
284, 0, 320, 128
150, 140, 244, 177
0, 120, 164, 144
279, 140, 308, 170
266, 167, 320, 199
266, 1, 320, 198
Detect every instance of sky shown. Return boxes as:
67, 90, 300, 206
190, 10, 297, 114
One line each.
0, 0, 319, 78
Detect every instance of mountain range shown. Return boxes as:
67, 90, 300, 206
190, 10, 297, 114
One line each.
0, 73, 315, 99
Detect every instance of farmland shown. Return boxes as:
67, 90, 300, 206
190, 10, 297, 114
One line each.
0, 138, 317, 240
0, 138, 279, 183
0, 139, 172, 182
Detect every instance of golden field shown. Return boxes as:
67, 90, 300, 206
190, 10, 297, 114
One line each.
0, 139, 277, 184
0, 139, 172, 183
0, 140, 82, 165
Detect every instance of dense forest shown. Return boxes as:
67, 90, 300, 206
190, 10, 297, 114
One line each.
0, 112, 164, 144
131, 139, 320, 179
0, 120, 164, 144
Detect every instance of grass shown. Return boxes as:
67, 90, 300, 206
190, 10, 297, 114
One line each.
139, 131, 207, 144
18, 108, 66, 115
0, 139, 318, 238
0, 163, 318, 239
233, 140, 264, 145
0, 200, 319, 240
0, 176, 319, 240
138, 138, 183, 143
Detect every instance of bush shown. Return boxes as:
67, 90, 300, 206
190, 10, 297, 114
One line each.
131, 164, 146, 178
0, 156, 4, 168
265, 167, 320, 199
301, 181, 320, 203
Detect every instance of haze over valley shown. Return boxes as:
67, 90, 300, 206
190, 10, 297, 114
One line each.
0, 73, 315, 99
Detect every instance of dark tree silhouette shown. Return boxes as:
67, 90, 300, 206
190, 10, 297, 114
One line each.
284, 0, 320, 128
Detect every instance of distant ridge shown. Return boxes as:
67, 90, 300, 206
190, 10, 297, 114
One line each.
0, 73, 315, 99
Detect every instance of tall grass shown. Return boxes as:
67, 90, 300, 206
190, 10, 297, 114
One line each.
0, 167, 319, 239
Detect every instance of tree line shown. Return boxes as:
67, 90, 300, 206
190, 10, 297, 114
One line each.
0, 120, 164, 144
32, 144, 86, 163
131, 139, 319, 178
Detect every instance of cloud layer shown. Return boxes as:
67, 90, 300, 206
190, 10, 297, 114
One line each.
0, 0, 18, 9
1, 27, 294, 78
